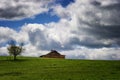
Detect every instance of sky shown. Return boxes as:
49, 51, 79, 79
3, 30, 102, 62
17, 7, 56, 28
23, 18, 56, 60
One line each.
0, 0, 120, 60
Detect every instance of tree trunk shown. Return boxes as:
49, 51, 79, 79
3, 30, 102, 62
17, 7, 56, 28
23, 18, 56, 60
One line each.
14, 55, 17, 60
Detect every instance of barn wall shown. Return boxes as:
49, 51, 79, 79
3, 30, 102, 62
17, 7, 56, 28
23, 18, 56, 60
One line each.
41, 55, 65, 59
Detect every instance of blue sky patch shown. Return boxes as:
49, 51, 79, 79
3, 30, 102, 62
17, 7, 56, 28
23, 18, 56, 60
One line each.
56, 0, 75, 7
0, 13, 60, 30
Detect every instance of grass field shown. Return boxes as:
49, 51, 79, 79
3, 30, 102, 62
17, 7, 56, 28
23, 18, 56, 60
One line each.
0, 56, 120, 80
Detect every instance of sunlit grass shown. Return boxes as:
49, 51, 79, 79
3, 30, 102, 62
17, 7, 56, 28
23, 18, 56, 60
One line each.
0, 56, 120, 80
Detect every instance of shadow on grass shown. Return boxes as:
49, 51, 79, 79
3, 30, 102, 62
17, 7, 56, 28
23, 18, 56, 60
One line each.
0, 56, 29, 62
7, 59, 28, 62
0, 72, 23, 77
0, 59, 28, 62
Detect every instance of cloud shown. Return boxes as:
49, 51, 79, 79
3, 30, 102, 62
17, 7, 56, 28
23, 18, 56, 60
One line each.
52, 0, 120, 48
0, 47, 8, 56
0, 0, 120, 60
63, 47, 120, 60
0, 0, 53, 20
0, 26, 29, 46
0, 27, 17, 44
0, 22, 120, 60
21, 23, 73, 50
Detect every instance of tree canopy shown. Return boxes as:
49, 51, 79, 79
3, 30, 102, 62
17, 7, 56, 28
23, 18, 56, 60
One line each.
7, 40, 24, 60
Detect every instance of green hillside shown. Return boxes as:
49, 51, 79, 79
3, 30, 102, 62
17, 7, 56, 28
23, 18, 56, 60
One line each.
0, 56, 120, 80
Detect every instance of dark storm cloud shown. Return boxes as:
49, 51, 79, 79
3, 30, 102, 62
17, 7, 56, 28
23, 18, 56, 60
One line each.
0, 6, 26, 19
91, 1, 101, 6
0, 0, 53, 20
73, 0, 120, 48
101, 3, 120, 10
88, 25, 120, 39
77, 21, 120, 48
67, 37, 112, 49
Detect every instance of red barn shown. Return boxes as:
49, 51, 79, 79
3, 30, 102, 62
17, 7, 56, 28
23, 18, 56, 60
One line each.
40, 50, 65, 59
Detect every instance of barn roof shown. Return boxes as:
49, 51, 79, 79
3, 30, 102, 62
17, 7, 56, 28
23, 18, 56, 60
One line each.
47, 50, 61, 55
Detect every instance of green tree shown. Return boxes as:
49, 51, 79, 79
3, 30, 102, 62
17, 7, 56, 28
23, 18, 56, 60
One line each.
7, 40, 24, 60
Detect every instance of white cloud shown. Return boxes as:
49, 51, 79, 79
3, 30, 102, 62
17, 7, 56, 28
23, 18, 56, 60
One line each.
0, 27, 17, 44
0, 0, 120, 60
0, 47, 8, 56
21, 23, 71, 50
0, 23, 120, 60
62, 47, 120, 60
